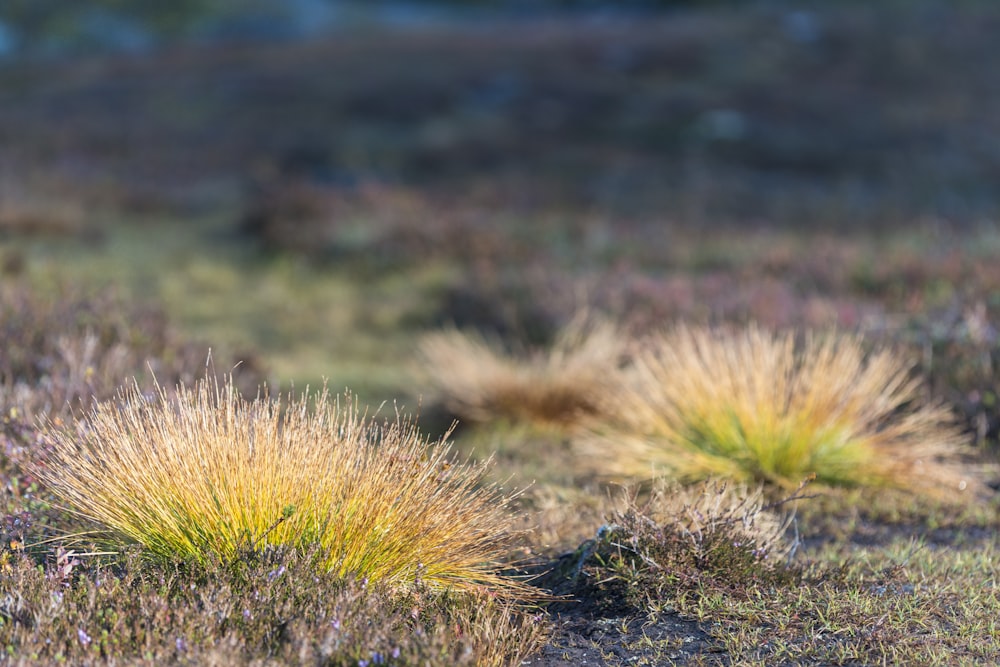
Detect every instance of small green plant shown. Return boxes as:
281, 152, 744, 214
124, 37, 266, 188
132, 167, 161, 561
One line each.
585, 325, 977, 493
418, 317, 626, 428
36, 375, 533, 598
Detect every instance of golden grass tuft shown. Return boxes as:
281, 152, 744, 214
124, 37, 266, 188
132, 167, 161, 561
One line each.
584, 325, 977, 494
37, 376, 533, 598
417, 317, 626, 428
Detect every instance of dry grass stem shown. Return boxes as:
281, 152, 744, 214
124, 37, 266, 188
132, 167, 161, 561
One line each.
37, 376, 533, 598
584, 325, 977, 494
418, 317, 626, 427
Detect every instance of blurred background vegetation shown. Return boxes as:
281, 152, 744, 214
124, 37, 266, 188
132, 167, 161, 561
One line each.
2, 0, 1000, 447
0, 0, 729, 58
0, 0, 989, 57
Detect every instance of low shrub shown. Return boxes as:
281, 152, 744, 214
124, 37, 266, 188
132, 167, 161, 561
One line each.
550, 481, 797, 611
0, 545, 547, 666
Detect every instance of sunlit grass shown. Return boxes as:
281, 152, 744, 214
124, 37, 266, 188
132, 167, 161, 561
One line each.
37, 375, 533, 598
585, 325, 977, 493
418, 317, 626, 428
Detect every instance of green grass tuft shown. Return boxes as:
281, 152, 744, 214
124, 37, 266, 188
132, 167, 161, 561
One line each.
584, 325, 978, 494
36, 375, 534, 599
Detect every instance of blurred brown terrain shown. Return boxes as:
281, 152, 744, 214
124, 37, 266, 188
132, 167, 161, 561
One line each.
2, 4, 999, 218
1, 2, 1000, 442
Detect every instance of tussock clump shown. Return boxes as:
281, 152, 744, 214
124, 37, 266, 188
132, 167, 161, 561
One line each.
36, 376, 532, 599
586, 325, 976, 493
418, 318, 626, 428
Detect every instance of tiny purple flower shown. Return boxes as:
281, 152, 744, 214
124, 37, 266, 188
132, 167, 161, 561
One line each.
243, 609, 252, 620
77, 628, 91, 647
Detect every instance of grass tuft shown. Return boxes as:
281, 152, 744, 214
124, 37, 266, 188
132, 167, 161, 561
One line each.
35, 375, 533, 598
585, 325, 977, 493
417, 317, 626, 428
